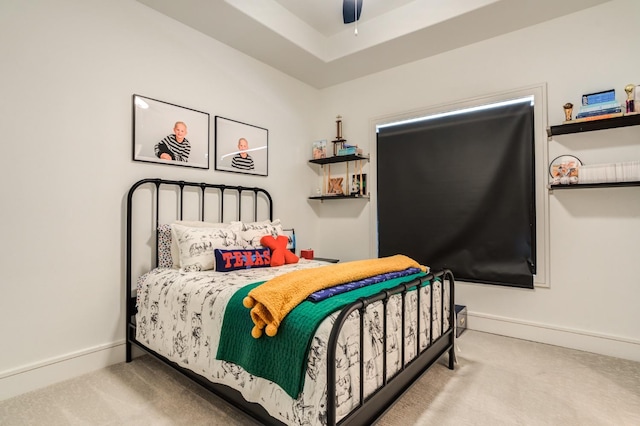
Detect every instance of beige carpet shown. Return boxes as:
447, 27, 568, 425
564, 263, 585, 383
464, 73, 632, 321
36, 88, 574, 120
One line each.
1, 331, 639, 425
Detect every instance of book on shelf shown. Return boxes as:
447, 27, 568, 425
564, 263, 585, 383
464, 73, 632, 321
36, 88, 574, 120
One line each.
563, 112, 623, 124
581, 89, 615, 106
579, 101, 621, 114
576, 106, 622, 119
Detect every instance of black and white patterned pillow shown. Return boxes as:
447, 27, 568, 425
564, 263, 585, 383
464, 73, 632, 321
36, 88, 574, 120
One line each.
233, 219, 283, 248
157, 224, 173, 268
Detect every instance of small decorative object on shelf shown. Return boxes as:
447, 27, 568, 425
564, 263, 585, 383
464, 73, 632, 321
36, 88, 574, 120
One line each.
351, 173, 367, 196
563, 103, 573, 122
549, 155, 581, 186
625, 84, 636, 114
332, 115, 346, 156
338, 145, 357, 156
312, 139, 327, 159
327, 177, 344, 195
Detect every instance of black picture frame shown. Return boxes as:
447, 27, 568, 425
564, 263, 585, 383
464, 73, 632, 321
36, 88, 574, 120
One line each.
215, 116, 268, 176
132, 94, 210, 169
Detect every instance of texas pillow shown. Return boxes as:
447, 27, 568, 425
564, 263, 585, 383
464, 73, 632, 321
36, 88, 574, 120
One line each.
214, 248, 272, 272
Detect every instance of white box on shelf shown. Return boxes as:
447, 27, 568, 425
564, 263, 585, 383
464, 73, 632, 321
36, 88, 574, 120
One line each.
579, 161, 640, 184
620, 161, 640, 181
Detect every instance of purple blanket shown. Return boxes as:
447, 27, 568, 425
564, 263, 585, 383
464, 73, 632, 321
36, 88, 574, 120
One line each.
306, 267, 422, 302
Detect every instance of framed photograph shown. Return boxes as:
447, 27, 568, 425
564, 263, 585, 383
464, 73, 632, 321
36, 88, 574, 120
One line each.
350, 173, 367, 195
312, 140, 327, 159
132, 94, 210, 169
327, 177, 344, 195
215, 116, 268, 176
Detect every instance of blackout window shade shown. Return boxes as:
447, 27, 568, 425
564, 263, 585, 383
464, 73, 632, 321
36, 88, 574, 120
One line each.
377, 101, 535, 288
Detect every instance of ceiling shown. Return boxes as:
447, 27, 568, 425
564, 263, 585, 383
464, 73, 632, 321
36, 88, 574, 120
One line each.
136, 0, 611, 89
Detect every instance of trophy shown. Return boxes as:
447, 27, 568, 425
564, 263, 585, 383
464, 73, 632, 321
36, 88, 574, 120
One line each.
332, 115, 346, 156
624, 84, 635, 114
563, 103, 573, 122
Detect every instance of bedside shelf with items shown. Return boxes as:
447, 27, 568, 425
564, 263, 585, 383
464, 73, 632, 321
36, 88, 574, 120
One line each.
308, 154, 369, 201
547, 114, 640, 190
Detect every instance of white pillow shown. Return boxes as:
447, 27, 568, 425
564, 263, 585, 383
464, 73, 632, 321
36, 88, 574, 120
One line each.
170, 223, 245, 272
169, 221, 235, 268
232, 219, 284, 248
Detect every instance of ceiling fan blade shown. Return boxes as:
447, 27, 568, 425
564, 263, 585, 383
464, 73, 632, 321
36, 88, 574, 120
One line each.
343, 0, 363, 24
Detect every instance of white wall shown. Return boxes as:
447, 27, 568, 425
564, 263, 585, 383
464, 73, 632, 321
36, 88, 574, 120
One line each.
318, 0, 640, 361
2, 0, 638, 402
0, 0, 321, 400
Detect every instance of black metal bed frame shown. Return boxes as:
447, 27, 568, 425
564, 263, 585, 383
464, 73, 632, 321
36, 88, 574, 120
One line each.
125, 178, 455, 426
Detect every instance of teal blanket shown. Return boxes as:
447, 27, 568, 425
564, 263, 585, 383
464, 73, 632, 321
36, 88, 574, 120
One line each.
216, 271, 428, 398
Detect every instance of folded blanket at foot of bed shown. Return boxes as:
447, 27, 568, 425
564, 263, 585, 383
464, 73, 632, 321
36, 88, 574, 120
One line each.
216, 269, 430, 398
242, 254, 427, 338
307, 267, 422, 302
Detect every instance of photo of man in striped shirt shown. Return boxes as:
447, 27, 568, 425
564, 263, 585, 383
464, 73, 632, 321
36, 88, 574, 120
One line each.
231, 137, 255, 170
154, 121, 191, 162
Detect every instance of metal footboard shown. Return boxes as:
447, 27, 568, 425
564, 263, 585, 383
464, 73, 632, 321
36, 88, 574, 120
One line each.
326, 269, 455, 426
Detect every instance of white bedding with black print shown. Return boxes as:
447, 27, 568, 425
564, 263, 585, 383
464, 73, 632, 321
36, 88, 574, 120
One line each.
136, 259, 450, 425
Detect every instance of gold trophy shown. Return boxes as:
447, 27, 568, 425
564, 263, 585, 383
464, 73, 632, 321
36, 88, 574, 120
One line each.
563, 103, 573, 122
624, 84, 635, 114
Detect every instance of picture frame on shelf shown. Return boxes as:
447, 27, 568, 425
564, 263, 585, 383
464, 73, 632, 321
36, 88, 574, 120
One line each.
350, 173, 367, 195
312, 140, 327, 159
215, 116, 268, 176
327, 177, 344, 195
132, 94, 210, 169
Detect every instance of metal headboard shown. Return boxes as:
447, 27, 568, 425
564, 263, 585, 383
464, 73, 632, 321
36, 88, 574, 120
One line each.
125, 178, 273, 325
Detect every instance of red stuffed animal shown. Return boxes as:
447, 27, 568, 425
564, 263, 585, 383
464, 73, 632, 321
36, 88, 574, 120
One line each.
260, 235, 299, 267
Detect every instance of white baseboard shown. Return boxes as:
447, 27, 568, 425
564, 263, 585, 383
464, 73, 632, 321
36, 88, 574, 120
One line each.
0, 340, 127, 401
3, 315, 638, 402
468, 311, 640, 363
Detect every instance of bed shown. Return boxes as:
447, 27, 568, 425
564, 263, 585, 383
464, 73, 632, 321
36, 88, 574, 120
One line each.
126, 178, 455, 425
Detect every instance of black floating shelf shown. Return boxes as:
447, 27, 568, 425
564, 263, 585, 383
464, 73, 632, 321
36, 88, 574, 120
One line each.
309, 194, 370, 200
308, 154, 369, 165
549, 181, 640, 190
548, 114, 640, 137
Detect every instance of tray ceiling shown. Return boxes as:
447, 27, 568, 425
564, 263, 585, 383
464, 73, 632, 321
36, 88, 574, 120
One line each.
136, 0, 612, 88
